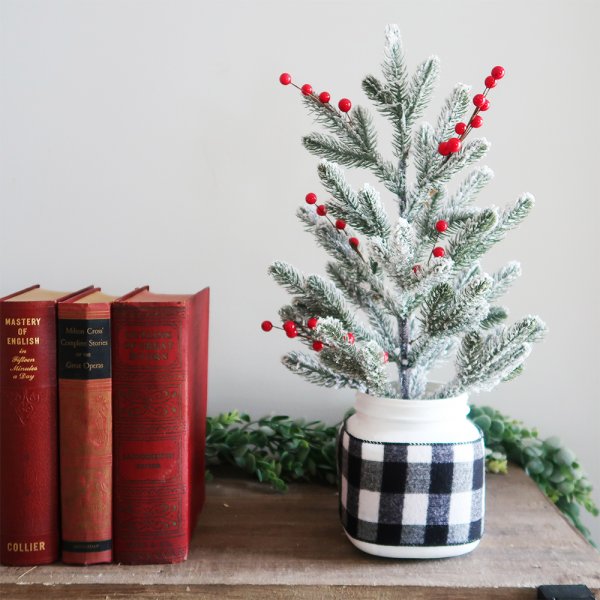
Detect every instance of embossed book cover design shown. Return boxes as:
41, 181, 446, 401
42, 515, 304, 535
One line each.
58, 288, 116, 564
0, 285, 92, 566
112, 287, 209, 564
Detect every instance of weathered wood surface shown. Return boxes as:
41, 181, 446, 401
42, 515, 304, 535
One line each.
1, 467, 599, 599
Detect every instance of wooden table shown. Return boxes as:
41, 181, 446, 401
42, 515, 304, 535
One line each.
1, 467, 599, 599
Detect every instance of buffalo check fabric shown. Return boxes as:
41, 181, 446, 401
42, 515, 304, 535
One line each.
338, 422, 485, 547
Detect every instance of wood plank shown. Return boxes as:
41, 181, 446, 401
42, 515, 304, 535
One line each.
0, 467, 599, 598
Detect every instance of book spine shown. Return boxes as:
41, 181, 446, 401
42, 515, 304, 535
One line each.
112, 303, 190, 564
189, 290, 209, 531
0, 302, 59, 565
57, 303, 112, 564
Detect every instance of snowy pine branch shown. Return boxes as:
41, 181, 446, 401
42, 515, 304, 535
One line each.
317, 161, 391, 238
405, 56, 440, 127
489, 261, 522, 300
437, 316, 547, 397
448, 209, 498, 267
382, 24, 409, 101
434, 137, 491, 183
447, 166, 495, 211
269, 261, 306, 295
481, 306, 509, 329
413, 122, 437, 186
435, 84, 471, 142
282, 351, 368, 391
271, 25, 546, 400
316, 317, 390, 396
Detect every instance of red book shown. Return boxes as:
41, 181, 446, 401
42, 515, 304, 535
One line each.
0, 285, 92, 566
112, 286, 210, 564
58, 288, 116, 564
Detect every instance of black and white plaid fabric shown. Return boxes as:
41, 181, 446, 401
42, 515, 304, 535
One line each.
338, 421, 484, 547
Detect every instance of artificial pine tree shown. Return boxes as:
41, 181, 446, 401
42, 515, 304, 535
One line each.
263, 25, 546, 400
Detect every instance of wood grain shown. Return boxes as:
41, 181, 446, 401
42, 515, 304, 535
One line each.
1, 467, 599, 599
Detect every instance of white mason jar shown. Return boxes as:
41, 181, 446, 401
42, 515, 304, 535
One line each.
338, 391, 485, 559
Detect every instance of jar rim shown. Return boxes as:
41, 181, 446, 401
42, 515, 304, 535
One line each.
355, 391, 470, 421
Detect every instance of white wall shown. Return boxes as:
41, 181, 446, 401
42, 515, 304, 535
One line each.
1, 0, 598, 542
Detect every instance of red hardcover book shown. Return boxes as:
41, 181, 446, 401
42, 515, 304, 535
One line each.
0, 285, 93, 566
58, 288, 116, 564
112, 286, 209, 564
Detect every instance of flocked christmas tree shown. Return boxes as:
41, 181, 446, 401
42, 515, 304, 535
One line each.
262, 25, 546, 400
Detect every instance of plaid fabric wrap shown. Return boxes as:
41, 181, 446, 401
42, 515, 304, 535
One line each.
338, 422, 485, 547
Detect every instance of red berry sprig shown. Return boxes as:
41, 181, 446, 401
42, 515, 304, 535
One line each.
261, 318, 319, 344
278, 72, 352, 120
438, 65, 505, 157
261, 316, 360, 355
311, 198, 366, 263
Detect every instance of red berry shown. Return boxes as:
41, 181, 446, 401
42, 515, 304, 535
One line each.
480, 98, 490, 111
349, 237, 359, 249
286, 329, 298, 338
261, 320, 273, 332
283, 320, 296, 333
335, 219, 346, 230
438, 141, 451, 156
491, 66, 505, 80
412, 265, 422, 275
345, 332, 355, 344
471, 115, 483, 128
279, 73, 292, 85
455, 122, 467, 135
485, 76, 496, 89
435, 220, 448, 233
301, 84, 313, 96
338, 98, 352, 112
312, 340, 324, 352
382, 351, 389, 363
473, 93, 486, 108
447, 137, 462, 153
316, 204, 327, 216
305, 192, 317, 205
307, 317, 318, 329
432, 247, 445, 258
319, 91, 331, 103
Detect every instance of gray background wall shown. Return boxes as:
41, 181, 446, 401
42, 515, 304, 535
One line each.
1, 0, 598, 542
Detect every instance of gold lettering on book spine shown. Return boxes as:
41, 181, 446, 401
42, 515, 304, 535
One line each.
4, 317, 43, 382
6, 541, 46, 552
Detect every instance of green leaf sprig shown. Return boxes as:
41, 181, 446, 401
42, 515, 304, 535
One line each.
470, 405, 599, 544
205, 411, 338, 492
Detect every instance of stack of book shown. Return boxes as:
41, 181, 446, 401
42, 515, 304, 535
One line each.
0, 285, 209, 566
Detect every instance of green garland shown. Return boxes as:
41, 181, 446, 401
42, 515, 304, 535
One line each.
206, 406, 598, 545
